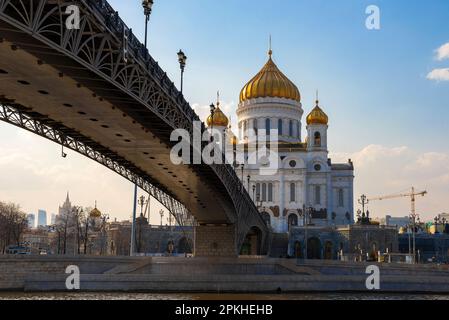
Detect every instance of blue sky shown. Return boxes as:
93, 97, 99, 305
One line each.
108, 0, 449, 152
1, 0, 448, 222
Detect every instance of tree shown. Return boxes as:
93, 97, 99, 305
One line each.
0, 201, 28, 253
54, 205, 81, 254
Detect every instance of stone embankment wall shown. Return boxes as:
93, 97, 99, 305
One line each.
2, 255, 449, 293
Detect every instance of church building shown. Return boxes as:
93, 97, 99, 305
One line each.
206, 49, 355, 235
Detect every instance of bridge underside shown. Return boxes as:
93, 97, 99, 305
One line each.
0, 36, 233, 224
0, 0, 269, 256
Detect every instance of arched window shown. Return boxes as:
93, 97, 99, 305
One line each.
278, 119, 283, 135
290, 183, 296, 202
315, 185, 321, 205
338, 189, 344, 207
268, 183, 273, 202
297, 121, 300, 138
265, 118, 270, 135
289, 120, 293, 136
262, 183, 267, 201
314, 132, 321, 146
253, 119, 258, 134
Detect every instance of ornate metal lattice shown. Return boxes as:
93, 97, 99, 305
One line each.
0, 102, 194, 228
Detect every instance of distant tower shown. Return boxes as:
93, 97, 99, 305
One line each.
306, 96, 328, 152
37, 209, 47, 227
58, 192, 72, 217
27, 213, 35, 229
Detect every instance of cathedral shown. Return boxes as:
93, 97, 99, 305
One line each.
206, 49, 355, 234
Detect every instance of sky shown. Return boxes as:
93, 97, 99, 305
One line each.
0, 0, 448, 223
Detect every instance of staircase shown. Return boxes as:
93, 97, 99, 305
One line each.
269, 233, 289, 258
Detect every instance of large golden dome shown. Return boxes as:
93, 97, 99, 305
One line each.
206, 106, 229, 127
306, 100, 328, 125
239, 51, 301, 103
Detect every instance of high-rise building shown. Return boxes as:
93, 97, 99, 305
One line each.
58, 192, 72, 217
37, 209, 47, 227
55, 192, 72, 226
27, 213, 35, 229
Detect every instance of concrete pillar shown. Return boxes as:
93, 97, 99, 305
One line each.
194, 224, 237, 257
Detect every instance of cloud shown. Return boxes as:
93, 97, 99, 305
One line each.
330, 145, 449, 220
426, 43, 449, 82
332, 144, 409, 170
436, 42, 449, 61
426, 68, 449, 81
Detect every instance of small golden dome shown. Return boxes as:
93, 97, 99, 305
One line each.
306, 100, 328, 125
206, 106, 229, 127
89, 207, 102, 218
239, 52, 301, 103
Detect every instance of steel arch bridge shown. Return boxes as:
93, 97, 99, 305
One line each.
0, 0, 268, 256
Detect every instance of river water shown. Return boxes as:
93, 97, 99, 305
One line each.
1, 292, 449, 300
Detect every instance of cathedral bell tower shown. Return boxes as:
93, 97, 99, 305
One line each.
306, 98, 328, 152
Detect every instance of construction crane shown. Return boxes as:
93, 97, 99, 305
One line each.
368, 187, 427, 263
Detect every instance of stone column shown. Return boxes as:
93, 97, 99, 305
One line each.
327, 173, 332, 225
194, 224, 237, 257
279, 174, 285, 233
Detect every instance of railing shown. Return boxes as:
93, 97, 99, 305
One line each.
87, 0, 199, 125
88, 1, 256, 215
0, 0, 268, 240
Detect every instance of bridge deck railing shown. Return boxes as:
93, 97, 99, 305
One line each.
87, 0, 199, 124
87, 0, 267, 235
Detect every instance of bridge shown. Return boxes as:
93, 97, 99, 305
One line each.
0, 0, 268, 256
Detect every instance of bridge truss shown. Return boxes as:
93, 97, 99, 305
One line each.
0, 100, 195, 228
0, 0, 269, 253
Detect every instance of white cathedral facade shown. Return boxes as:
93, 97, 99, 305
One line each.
207, 50, 354, 233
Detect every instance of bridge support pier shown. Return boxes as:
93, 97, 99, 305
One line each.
194, 224, 237, 257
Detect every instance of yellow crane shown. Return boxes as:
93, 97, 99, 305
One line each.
368, 187, 427, 263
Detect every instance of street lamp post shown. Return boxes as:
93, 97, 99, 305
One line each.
142, 0, 154, 51
130, 184, 138, 256
301, 204, 312, 260
256, 193, 262, 209
252, 184, 255, 201
358, 194, 369, 217
137, 195, 147, 254
247, 175, 251, 192
159, 209, 164, 227
177, 50, 187, 93
412, 213, 416, 263
209, 103, 216, 144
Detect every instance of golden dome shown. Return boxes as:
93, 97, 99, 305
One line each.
306, 100, 328, 125
239, 51, 301, 103
89, 207, 102, 218
206, 106, 229, 127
